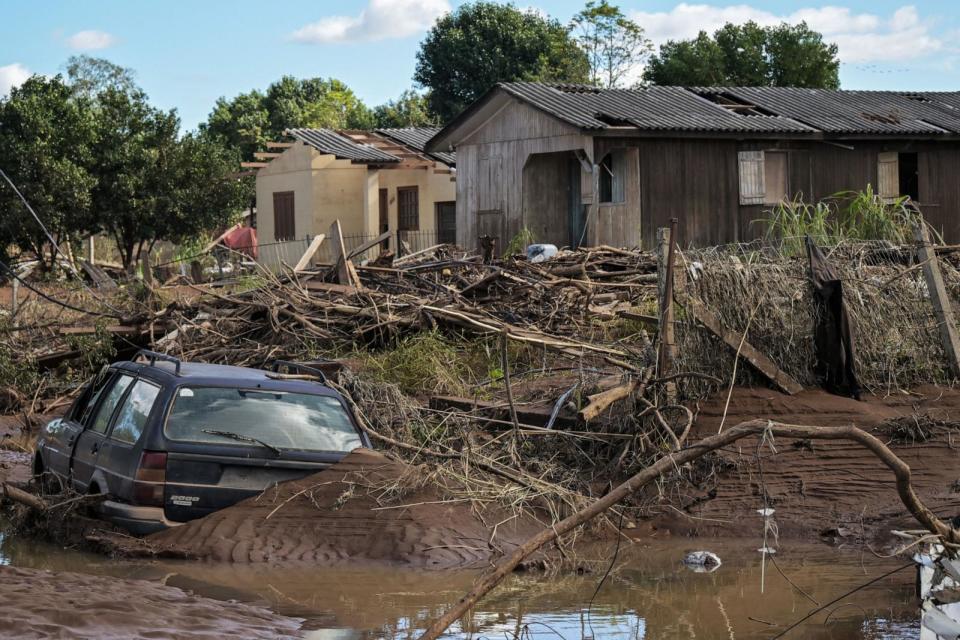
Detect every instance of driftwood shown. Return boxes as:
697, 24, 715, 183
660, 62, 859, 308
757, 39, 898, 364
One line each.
417, 419, 958, 639
678, 293, 803, 395
1, 483, 48, 512
578, 379, 637, 422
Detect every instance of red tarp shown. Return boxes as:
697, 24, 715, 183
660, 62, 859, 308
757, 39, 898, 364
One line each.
222, 226, 257, 259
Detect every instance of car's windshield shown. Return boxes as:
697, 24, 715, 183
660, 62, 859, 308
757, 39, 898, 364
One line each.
164, 386, 362, 453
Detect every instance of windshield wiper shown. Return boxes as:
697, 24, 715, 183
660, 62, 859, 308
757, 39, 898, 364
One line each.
202, 428, 282, 456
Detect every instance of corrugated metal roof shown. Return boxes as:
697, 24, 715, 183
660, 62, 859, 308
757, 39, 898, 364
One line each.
376, 127, 456, 166
287, 128, 400, 163
700, 87, 960, 135
498, 83, 817, 133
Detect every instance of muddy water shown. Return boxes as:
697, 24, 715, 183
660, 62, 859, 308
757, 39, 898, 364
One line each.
0, 527, 918, 639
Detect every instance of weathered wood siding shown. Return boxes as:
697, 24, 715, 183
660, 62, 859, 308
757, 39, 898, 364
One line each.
455, 100, 592, 250
604, 137, 960, 247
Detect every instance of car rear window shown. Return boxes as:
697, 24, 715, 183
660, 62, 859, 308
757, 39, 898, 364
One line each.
164, 387, 362, 453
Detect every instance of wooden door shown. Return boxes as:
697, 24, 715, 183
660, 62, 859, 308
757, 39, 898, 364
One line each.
397, 186, 419, 230
378, 188, 389, 249
272, 191, 295, 241
435, 201, 456, 244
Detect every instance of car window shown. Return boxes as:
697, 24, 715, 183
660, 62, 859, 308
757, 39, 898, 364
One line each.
76, 367, 114, 426
165, 387, 362, 453
110, 380, 161, 444
89, 375, 134, 434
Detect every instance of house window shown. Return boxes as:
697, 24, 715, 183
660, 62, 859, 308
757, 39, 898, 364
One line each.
599, 150, 626, 204
272, 191, 295, 241
738, 150, 765, 205
764, 151, 788, 204
397, 186, 419, 230
878, 152, 920, 202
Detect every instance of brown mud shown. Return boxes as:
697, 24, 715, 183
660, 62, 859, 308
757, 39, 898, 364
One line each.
0, 565, 303, 639
110, 448, 546, 567
642, 385, 960, 542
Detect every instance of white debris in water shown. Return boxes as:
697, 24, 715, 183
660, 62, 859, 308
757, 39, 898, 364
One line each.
683, 551, 722, 573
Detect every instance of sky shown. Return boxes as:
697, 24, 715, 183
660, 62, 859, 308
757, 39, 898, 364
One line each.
2, 0, 958, 131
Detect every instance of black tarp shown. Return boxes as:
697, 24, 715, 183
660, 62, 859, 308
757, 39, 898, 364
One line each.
806, 237, 862, 399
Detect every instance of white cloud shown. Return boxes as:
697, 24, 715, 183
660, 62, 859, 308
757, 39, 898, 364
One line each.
65, 30, 117, 51
0, 63, 31, 97
291, 0, 449, 44
632, 4, 943, 63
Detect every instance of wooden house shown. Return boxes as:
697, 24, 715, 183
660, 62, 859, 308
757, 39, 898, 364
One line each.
254, 127, 456, 264
425, 83, 960, 250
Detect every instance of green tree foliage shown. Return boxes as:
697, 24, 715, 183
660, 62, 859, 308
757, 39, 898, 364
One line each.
90, 88, 245, 269
201, 76, 375, 160
0, 75, 97, 267
65, 55, 138, 98
414, 2, 590, 122
644, 21, 840, 89
570, 0, 652, 88
373, 89, 438, 128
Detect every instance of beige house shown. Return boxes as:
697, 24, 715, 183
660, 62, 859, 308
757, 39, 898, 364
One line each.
254, 128, 456, 265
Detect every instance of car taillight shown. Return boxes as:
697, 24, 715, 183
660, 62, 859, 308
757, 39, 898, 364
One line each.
133, 451, 167, 506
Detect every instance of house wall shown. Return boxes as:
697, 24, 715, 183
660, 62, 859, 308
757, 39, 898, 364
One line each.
257, 143, 456, 261
455, 100, 593, 250
376, 167, 456, 235
596, 137, 960, 247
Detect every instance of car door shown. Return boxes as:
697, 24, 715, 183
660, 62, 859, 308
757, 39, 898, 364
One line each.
71, 373, 134, 492
99, 378, 162, 497
42, 366, 112, 479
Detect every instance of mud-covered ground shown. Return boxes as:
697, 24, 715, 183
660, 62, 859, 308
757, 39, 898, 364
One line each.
640, 385, 960, 542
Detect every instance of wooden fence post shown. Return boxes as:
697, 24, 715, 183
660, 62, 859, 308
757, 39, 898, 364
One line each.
11, 277, 19, 316
657, 219, 678, 399
915, 223, 960, 378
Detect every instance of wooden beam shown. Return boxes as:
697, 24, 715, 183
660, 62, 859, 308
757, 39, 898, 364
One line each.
328, 220, 361, 289
266, 142, 294, 149
345, 230, 391, 260
240, 162, 268, 168
678, 294, 803, 395
253, 152, 282, 160
433, 169, 454, 175
203, 222, 242, 253
294, 234, 325, 272
915, 223, 960, 378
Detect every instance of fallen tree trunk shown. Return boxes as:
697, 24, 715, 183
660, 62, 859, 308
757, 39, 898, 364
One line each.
1, 483, 48, 512
417, 419, 958, 640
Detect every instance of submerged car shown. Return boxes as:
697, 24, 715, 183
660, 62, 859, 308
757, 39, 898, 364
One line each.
34, 351, 370, 534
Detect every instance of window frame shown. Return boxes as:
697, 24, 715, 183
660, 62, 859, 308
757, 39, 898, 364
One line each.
88, 374, 135, 435
763, 150, 789, 205
738, 150, 766, 205
107, 378, 162, 445
598, 150, 626, 205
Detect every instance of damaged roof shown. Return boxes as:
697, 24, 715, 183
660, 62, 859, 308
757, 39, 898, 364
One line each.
426, 83, 960, 151
286, 128, 400, 163
376, 127, 456, 166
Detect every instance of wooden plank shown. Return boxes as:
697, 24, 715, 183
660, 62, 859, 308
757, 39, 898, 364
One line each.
304, 280, 358, 295
345, 230, 391, 260
203, 222, 242, 253
253, 152, 282, 160
679, 294, 803, 395
240, 162, 268, 168
915, 223, 960, 377
266, 142, 294, 149
60, 325, 141, 336
430, 395, 578, 429
78, 260, 118, 290
328, 220, 361, 289
294, 234, 325, 272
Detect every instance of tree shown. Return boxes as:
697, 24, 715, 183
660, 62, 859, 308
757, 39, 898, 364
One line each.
570, 0, 652, 88
202, 77, 375, 161
65, 55, 138, 98
0, 75, 97, 268
373, 90, 438, 128
90, 88, 245, 269
414, 2, 590, 122
644, 21, 840, 89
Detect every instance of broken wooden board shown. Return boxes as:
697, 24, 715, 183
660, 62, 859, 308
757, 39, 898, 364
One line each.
678, 294, 803, 395
328, 220, 361, 289
915, 223, 960, 379
345, 230, 391, 260
304, 280, 358, 295
430, 395, 579, 429
78, 260, 117, 290
294, 234, 325, 272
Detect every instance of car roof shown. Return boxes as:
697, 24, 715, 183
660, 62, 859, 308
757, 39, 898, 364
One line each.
113, 360, 341, 396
